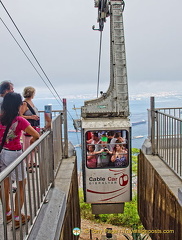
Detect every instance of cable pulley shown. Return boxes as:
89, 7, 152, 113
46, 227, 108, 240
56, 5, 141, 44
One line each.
93, 0, 109, 31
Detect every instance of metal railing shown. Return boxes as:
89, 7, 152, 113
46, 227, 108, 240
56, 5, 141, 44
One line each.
148, 97, 182, 179
0, 111, 68, 240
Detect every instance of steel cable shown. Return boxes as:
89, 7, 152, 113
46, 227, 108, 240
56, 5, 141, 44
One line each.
97, 31, 103, 98
0, 1, 76, 122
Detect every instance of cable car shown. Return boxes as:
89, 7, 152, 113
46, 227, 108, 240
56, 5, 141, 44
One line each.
81, 0, 132, 214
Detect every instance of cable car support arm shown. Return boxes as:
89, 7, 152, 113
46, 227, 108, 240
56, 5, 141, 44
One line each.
82, 0, 129, 118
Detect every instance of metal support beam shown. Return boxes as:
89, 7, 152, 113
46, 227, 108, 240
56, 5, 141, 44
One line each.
63, 99, 68, 158
150, 96, 156, 155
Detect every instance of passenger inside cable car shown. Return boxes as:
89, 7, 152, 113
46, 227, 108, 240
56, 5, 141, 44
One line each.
87, 144, 97, 168
111, 140, 128, 167
86, 130, 129, 169
94, 135, 112, 168
86, 132, 100, 144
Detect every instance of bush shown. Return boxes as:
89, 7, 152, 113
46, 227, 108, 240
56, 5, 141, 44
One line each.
79, 189, 142, 228
132, 148, 140, 175
79, 189, 95, 220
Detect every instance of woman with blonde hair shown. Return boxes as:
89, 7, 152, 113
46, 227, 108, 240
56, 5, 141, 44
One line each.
20, 86, 40, 172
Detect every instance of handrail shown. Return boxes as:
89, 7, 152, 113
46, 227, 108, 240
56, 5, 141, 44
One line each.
0, 132, 50, 183
38, 110, 63, 113
148, 98, 182, 179
0, 110, 68, 240
155, 107, 182, 110
155, 110, 182, 122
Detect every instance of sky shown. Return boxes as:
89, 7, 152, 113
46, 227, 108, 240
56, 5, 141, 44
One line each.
0, 0, 182, 100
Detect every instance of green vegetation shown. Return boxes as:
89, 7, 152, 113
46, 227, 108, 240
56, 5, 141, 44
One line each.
79, 148, 143, 229
131, 148, 140, 175
123, 231, 150, 240
123, 223, 150, 240
79, 190, 142, 228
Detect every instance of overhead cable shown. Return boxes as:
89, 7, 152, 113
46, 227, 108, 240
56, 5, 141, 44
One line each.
0, 0, 75, 121
0, 0, 63, 107
97, 31, 103, 98
0, 17, 62, 107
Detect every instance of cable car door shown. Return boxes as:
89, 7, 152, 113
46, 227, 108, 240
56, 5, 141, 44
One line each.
82, 118, 132, 207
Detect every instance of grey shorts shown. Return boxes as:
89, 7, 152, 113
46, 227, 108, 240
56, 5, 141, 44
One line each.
0, 149, 27, 181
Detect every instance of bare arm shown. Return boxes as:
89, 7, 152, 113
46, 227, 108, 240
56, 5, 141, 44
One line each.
19, 102, 39, 121
111, 151, 116, 162
106, 148, 112, 154
94, 149, 104, 154
24, 125, 40, 144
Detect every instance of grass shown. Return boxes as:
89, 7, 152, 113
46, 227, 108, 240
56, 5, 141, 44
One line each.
79, 189, 142, 229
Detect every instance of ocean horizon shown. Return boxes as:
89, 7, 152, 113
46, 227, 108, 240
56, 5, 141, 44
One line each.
33, 91, 182, 169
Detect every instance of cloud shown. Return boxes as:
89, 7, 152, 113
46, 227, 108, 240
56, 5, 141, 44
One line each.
0, 0, 182, 98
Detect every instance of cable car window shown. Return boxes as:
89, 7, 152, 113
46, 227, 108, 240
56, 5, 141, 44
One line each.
86, 130, 129, 169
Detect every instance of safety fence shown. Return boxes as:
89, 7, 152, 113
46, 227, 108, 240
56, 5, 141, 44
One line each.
0, 111, 68, 240
148, 97, 182, 179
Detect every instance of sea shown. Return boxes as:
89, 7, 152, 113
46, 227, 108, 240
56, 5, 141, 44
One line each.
33, 92, 182, 170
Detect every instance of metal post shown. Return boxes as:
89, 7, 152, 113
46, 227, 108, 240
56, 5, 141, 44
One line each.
63, 98, 68, 158
44, 105, 52, 129
50, 130, 55, 187
60, 113, 64, 160
150, 96, 156, 155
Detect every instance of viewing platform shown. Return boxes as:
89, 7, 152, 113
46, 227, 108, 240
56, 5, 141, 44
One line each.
0, 103, 80, 240
138, 97, 182, 240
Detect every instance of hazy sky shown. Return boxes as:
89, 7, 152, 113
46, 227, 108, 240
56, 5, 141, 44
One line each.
0, 0, 182, 99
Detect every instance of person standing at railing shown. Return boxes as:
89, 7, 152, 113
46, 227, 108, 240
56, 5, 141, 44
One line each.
0, 92, 39, 229
0, 81, 14, 112
19, 86, 40, 173
0, 81, 16, 193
